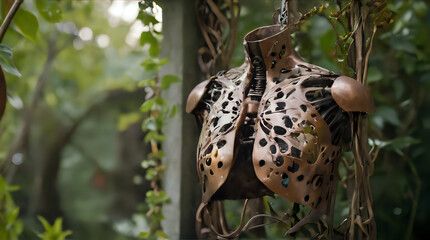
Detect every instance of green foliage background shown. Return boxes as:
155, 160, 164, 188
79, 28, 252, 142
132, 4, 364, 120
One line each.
0, 0, 428, 239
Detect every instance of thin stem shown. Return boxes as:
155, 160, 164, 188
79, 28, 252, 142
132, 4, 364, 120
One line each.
0, 0, 24, 43
362, 25, 377, 85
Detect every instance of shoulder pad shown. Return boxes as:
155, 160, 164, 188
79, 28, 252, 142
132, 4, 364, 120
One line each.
186, 79, 210, 113
331, 76, 375, 113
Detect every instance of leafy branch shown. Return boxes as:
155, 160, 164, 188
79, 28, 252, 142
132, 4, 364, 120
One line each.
136, 1, 179, 239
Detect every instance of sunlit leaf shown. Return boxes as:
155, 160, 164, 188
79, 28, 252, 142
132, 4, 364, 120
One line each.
14, 9, 39, 42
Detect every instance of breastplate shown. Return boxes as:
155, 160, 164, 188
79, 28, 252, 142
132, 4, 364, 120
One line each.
187, 24, 374, 232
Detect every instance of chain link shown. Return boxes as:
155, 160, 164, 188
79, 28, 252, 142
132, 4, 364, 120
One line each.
278, 0, 288, 29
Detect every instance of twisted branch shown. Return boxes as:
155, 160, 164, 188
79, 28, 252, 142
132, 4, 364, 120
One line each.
0, 0, 24, 43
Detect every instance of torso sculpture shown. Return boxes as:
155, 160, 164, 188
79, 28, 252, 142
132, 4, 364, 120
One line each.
187, 24, 374, 238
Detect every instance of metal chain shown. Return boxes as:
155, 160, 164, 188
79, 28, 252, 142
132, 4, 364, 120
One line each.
278, 0, 288, 29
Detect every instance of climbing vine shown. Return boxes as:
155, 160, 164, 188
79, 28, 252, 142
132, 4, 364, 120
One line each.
137, 1, 179, 239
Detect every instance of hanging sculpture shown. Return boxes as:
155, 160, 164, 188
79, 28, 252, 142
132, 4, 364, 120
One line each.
187, 2, 375, 238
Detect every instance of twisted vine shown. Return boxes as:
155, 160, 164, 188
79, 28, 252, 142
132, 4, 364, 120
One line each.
196, 0, 240, 76
323, 1, 392, 239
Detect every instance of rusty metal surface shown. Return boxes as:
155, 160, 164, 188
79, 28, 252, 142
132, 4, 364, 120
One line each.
332, 75, 375, 113
247, 25, 342, 211
188, 23, 375, 237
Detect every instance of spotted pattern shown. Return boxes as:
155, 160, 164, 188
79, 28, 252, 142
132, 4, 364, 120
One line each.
253, 62, 346, 210
195, 64, 249, 203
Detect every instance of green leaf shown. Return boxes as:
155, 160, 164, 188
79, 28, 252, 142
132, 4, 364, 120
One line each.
14, 8, 39, 42
146, 190, 170, 205
158, 58, 169, 66
139, 231, 151, 239
141, 58, 158, 72
140, 99, 155, 113
161, 75, 180, 90
148, 150, 165, 159
137, 11, 159, 25
37, 216, 52, 232
144, 131, 166, 143
6, 208, 19, 228
35, 0, 63, 23
144, 131, 155, 143
140, 31, 160, 57
152, 133, 166, 142
140, 58, 169, 72
0, 44, 21, 77
154, 96, 167, 107
138, 78, 156, 87
145, 168, 157, 180
59, 230, 72, 240
169, 105, 177, 118
142, 117, 157, 131
53, 218, 63, 233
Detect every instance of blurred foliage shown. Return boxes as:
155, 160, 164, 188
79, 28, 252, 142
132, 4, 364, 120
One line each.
0, 175, 22, 240
37, 216, 72, 240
